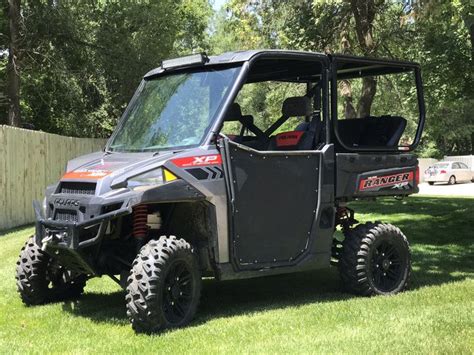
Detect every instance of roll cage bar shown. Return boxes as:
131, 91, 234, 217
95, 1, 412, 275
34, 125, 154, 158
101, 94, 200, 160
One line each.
329, 55, 425, 152
206, 51, 425, 153
116, 50, 425, 153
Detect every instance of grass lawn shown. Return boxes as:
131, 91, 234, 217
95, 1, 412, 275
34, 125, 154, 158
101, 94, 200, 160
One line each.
0, 195, 473, 354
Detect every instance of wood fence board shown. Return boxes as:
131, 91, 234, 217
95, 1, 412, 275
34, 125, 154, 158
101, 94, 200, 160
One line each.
0, 125, 105, 231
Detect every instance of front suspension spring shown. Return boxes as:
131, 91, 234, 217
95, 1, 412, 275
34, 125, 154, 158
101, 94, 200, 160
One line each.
132, 205, 148, 239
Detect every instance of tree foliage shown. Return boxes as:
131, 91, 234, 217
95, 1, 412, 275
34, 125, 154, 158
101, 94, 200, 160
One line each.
1, 0, 212, 136
211, 0, 473, 156
2, 0, 472, 156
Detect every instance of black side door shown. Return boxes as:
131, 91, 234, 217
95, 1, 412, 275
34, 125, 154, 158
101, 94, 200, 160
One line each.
221, 140, 322, 270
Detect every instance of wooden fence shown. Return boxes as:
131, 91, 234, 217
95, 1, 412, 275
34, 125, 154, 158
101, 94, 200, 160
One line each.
0, 125, 106, 231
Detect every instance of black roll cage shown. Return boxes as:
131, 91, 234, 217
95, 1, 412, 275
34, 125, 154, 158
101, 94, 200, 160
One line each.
207, 51, 425, 153
329, 54, 425, 152
111, 50, 425, 153
207, 52, 330, 146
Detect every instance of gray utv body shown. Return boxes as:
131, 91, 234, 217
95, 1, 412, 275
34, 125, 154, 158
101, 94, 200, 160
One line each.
19, 50, 425, 332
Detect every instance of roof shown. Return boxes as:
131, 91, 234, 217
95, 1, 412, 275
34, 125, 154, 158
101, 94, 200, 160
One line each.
144, 49, 420, 80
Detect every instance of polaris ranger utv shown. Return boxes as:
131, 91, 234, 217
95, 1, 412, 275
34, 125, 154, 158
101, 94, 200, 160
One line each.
16, 50, 425, 333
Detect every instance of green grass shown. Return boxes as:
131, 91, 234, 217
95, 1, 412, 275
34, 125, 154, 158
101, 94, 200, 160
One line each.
0, 196, 473, 354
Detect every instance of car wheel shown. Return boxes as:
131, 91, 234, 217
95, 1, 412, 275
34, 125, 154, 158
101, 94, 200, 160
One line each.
428, 182, 434, 185
16, 236, 87, 305
448, 175, 456, 185
338, 222, 411, 296
126, 236, 201, 334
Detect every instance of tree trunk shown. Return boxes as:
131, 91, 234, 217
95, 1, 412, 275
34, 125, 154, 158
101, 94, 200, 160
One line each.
338, 26, 357, 118
357, 76, 377, 117
349, 0, 380, 117
469, 22, 474, 62
6, 0, 21, 127
339, 80, 357, 119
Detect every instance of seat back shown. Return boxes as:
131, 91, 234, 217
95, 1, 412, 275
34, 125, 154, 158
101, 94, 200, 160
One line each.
224, 102, 243, 122
337, 115, 407, 149
268, 96, 320, 151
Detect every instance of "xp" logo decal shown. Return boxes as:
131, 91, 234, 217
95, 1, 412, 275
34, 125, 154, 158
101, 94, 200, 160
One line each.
171, 154, 222, 168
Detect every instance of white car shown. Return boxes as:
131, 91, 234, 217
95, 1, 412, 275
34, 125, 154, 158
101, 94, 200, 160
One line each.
424, 161, 473, 185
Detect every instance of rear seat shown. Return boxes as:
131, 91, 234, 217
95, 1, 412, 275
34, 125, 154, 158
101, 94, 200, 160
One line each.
337, 115, 407, 149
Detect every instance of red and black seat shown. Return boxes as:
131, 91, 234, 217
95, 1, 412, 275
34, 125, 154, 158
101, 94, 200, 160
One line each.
268, 96, 321, 151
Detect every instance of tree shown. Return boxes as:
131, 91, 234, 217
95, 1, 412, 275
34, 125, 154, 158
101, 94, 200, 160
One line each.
210, 0, 472, 156
0, 1, 9, 123
0, 0, 212, 137
348, 0, 382, 118
410, 1, 473, 156
6, 0, 20, 126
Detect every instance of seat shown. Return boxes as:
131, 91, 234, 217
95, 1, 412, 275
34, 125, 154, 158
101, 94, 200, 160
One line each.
223, 103, 266, 148
224, 102, 243, 122
337, 115, 407, 150
268, 96, 321, 151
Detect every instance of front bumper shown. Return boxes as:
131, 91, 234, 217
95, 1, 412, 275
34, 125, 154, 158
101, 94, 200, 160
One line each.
34, 180, 206, 274
34, 200, 131, 274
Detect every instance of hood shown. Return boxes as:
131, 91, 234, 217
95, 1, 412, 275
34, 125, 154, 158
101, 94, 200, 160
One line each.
64, 152, 162, 178
62, 150, 179, 194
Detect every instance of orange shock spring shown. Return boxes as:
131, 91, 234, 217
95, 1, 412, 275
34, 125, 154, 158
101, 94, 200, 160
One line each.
132, 205, 148, 239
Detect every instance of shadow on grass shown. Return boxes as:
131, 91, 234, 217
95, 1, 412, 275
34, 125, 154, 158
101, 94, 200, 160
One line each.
0, 224, 34, 237
62, 196, 474, 327
352, 196, 474, 289
63, 269, 348, 327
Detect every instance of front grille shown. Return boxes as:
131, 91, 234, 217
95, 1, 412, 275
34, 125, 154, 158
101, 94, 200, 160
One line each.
54, 210, 78, 222
59, 182, 96, 195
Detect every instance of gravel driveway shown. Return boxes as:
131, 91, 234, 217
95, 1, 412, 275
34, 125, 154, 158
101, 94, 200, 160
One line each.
417, 181, 474, 197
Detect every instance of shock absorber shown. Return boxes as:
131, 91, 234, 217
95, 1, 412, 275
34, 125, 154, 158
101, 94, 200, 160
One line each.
132, 205, 148, 240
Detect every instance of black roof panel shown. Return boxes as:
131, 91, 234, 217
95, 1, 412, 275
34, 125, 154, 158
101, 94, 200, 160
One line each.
144, 50, 420, 79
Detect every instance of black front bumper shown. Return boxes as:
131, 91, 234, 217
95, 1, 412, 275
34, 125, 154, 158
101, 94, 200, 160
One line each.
34, 200, 132, 274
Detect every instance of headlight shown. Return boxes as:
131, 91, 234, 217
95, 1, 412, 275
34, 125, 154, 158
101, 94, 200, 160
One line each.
127, 168, 177, 189
42, 197, 47, 216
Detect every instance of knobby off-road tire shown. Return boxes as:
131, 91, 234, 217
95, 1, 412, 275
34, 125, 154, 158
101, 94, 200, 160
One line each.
126, 236, 201, 334
331, 237, 343, 266
16, 237, 87, 305
338, 222, 411, 296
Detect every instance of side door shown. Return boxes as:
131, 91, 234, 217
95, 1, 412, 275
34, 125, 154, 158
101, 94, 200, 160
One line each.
451, 162, 459, 180
452, 162, 465, 182
459, 162, 471, 181
221, 140, 324, 270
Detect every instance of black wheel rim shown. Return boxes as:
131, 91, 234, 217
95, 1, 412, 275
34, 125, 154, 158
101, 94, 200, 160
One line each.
370, 241, 404, 292
162, 260, 193, 324
46, 259, 63, 289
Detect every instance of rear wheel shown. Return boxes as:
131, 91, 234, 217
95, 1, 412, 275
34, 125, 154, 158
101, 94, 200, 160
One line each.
338, 222, 411, 296
428, 182, 434, 185
448, 175, 456, 185
126, 236, 201, 333
16, 237, 87, 305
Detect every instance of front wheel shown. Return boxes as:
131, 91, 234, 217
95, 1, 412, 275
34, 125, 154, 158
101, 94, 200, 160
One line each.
126, 236, 201, 333
448, 175, 456, 185
16, 237, 87, 305
338, 222, 411, 296
428, 182, 434, 185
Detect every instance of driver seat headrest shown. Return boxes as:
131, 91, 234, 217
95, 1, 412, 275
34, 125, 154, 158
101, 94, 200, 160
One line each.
224, 103, 243, 121
282, 96, 312, 117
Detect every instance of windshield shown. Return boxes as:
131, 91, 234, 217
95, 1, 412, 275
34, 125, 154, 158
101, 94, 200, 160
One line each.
433, 163, 450, 169
108, 67, 240, 152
